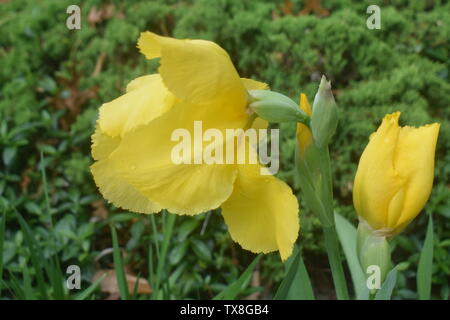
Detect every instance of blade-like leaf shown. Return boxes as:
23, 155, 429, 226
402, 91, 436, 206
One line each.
111, 224, 129, 300
15, 210, 48, 299
417, 215, 434, 300
356, 285, 370, 300
286, 246, 315, 300
74, 273, 106, 300
0, 210, 5, 294
334, 213, 366, 298
132, 272, 142, 299
375, 268, 397, 300
153, 211, 176, 299
47, 255, 65, 299
214, 255, 261, 300
274, 247, 303, 300
7, 271, 27, 299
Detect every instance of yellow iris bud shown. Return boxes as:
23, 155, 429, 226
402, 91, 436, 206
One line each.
296, 93, 313, 156
353, 112, 440, 236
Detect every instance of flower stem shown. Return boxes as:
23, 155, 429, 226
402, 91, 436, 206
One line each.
319, 146, 349, 300
323, 224, 349, 300
296, 143, 350, 299
152, 211, 176, 299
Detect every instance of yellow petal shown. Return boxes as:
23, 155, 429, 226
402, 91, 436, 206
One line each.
98, 74, 176, 137
91, 159, 162, 214
391, 122, 440, 231
91, 124, 120, 161
241, 78, 269, 91
251, 117, 269, 130
353, 112, 403, 230
137, 32, 247, 122
296, 93, 313, 155
221, 143, 300, 260
299, 93, 312, 116
107, 100, 240, 215
91, 75, 175, 213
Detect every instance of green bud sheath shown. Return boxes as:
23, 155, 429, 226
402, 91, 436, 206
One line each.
248, 90, 310, 124
357, 222, 392, 289
310, 76, 338, 148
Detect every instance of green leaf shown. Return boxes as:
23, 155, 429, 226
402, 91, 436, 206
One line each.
169, 242, 189, 265
7, 271, 27, 299
375, 268, 397, 300
0, 210, 5, 295
417, 215, 434, 300
131, 273, 142, 299
213, 255, 261, 300
74, 273, 106, 300
2, 147, 16, 166
15, 210, 48, 299
357, 286, 370, 300
192, 239, 212, 262
274, 247, 312, 300
39, 152, 52, 224
286, 246, 315, 300
111, 224, 129, 300
153, 212, 176, 299
46, 255, 65, 299
334, 213, 366, 298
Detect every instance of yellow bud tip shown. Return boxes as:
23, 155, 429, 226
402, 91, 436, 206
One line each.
299, 93, 312, 116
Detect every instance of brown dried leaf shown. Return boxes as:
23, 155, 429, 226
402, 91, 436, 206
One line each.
88, 4, 123, 28
92, 200, 109, 220
20, 168, 32, 191
92, 269, 152, 300
281, 0, 294, 16
299, 0, 330, 17
48, 63, 98, 130
92, 52, 107, 77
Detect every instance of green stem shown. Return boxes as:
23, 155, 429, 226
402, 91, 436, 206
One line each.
153, 211, 176, 299
323, 225, 349, 300
296, 144, 349, 299
319, 146, 349, 300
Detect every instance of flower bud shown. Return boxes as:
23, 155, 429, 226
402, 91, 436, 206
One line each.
310, 76, 338, 148
248, 90, 309, 124
296, 93, 313, 156
357, 222, 391, 287
353, 112, 440, 235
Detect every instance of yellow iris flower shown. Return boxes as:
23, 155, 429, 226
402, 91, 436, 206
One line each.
90, 32, 299, 260
353, 112, 440, 236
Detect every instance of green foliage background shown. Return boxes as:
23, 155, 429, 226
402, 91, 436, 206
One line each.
0, 0, 449, 299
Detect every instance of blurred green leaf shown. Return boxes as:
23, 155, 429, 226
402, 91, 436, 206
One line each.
111, 224, 129, 300
15, 210, 48, 299
192, 239, 212, 262
0, 210, 5, 294
274, 247, 306, 300
286, 246, 315, 300
74, 273, 106, 300
214, 255, 261, 300
375, 268, 398, 300
417, 215, 434, 300
335, 213, 366, 298
2, 147, 16, 166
